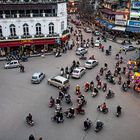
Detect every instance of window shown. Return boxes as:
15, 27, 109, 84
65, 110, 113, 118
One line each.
10, 24, 16, 36
23, 23, 29, 36
49, 23, 54, 34
36, 23, 41, 35
0, 26, 2, 37
61, 21, 64, 31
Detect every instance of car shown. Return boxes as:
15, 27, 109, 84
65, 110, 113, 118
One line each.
85, 59, 98, 69
95, 40, 101, 47
48, 75, 70, 89
84, 27, 92, 33
122, 45, 136, 52
76, 47, 87, 55
71, 67, 86, 78
94, 30, 100, 36
31, 72, 45, 84
4, 60, 20, 69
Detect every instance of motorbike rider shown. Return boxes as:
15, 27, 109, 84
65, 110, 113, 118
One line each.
118, 75, 122, 84
116, 53, 119, 60
96, 74, 100, 81
97, 80, 102, 89
108, 88, 113, 97
76, 84, 81, 95
19, 64, 24, 72
123, 67, 126, 74
84, 118, 91, 130
26, 113, 33, 123
90, 81, 94, 91
60, 67, 64, 76
56, 97, 61, 104
95, 120, 103, 129
117, 105, 122, 114
101, 102, 107, 112
109, 45, 112, 51
102, 83, 107, 91
72, 60, 76, 67
120, 56, 123, 63
122, 82, 128, 90
100, 67, 104, 75
58, 90, 64, 100
90, 55, 95, 60
104, 63, 108, 70
76, 61, 80, 67
29, 134, 35, 140
85, 82, 90, 91
49, 96, 55, 106
65, 66, 69, 74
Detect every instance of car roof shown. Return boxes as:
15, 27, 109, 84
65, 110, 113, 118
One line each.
32, 72, 42, 76
74, 67, 85, 71
53, 75, 68, 82
77, 47, 85, 50
87, 59, 97, 63
10, 60, 19, 62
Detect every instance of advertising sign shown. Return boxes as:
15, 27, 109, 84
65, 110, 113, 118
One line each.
132, 2, 140, 9
115, 15, 127, 25
130, 11, 140, 18
128, 20, 140, 27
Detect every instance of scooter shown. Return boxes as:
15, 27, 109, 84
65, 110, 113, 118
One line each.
106, 92, 115, 99
55, 52, 61, 57
79, 56, 87, 60
26, 117, 34, 126
97, 105, 108, 114
75, 108, 85, 115
94, 122, 104, 132
116, 111, 121, 117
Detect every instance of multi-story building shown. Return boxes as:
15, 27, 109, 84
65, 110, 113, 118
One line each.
126, 0, 140, 33
0, 0, 69, 57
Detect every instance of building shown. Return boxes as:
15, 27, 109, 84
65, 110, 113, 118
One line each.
0, 0, 69, 57
67, 0, 79, 13
126, 0, 140, 33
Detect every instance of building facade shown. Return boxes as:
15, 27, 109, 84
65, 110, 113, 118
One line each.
0, 0, 69, 57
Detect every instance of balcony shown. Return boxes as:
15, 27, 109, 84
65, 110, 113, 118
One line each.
34, 33, 45, 38
8, 35, 19, 39
21, 34, 32, 38
47, 33, 59, 37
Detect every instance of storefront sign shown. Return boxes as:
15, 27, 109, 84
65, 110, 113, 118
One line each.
115, 15, 126, 25
130, 11, 140, 18
128, 20, 140, 27
132, 2, 140, 9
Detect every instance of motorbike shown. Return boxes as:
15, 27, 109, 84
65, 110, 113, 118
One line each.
48, 100, 55, 108
64, 110, 75, 118
26, 117, 34, 126
106, 92, 115, 99
116, 111, 121, 117
51, 115, 64, 123
97, 105, 108, 114
84, 120, 93, 131
79, 56, 87, 60
75, 107, 85, 115
60, 69, 64, 76
55, 52, 61, 57
106, 50, 111, 56
94, 122, 104, 132
55, 104, 62, 111
65, 97, 73, 105
107, 76, 116, 84
122, 85, 128, 92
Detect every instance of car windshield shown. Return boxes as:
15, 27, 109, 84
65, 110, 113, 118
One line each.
86, 61, 91, 64
32, 76, 37, 79
73, 70, 79, 73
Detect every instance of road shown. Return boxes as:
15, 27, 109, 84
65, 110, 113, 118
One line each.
0, 23, 140, 140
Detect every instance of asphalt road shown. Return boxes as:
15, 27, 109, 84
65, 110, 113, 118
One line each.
0, 24, 140, 140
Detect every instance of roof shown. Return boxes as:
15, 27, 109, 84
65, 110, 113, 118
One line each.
53, 75, 68, 82
74, 67, 85, 70
87, 59, 97, 62
32, 72, 41, 76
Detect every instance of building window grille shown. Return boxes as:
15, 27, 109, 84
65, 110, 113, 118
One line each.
49, 23, 54, 34
10, 24, 16, 36
23, 23, 29, 35
36, 23, 41, 35
0, 26, 3, 37
61, 21, 64, 31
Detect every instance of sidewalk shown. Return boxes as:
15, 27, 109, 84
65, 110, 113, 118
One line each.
0, 52, 54, 61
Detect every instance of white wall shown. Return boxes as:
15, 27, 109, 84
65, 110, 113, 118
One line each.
0, 2, 67, 39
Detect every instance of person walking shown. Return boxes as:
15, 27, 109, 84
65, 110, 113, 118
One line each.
29, 134, 35, 140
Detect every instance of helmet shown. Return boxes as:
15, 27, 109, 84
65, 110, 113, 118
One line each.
97, 120, 100, 122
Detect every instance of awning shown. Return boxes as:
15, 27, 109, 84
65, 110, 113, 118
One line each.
126, 26, 140, 33
112, 26, 126, 31
95, 18, 115, 29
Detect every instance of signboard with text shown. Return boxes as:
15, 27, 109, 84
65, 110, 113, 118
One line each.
132, 2, 140, 9
128, 20, 140, 27
115, 15, 127, 25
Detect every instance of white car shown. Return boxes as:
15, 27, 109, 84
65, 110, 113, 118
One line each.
85, 59, 98, 69
94, 30, 100, 36
48, 75, 70, 89
95, 40, 101, 47
4, 60, 20, 69
71, 67, 86, 78
76, 47, 87, 55
84, 27, 92, 33
31, 72, 45, 84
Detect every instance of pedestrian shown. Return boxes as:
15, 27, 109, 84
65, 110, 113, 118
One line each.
125, 50, 127, 55
38, 137, 43, 140
29, 134, 35, 140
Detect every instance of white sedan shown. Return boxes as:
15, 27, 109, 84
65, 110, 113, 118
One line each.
71, 67, 86, 78
85, 59, 98, 69
95, 40, 101, 47
76, 47, 88, 55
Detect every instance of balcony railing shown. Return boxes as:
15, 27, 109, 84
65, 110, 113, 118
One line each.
34, 33, 45, 38
8, 35, 19, 39
21, 34, 32, 38
0, 0, 67, 4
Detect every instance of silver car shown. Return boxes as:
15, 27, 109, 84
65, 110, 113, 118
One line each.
85, 59, 98, 69
76, 47, 87, 55
48, 75, 70, 89
31, 72, 45, 84
71, 67, 86, 78
4, 60, 20, 69
122, 45, 136, 52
